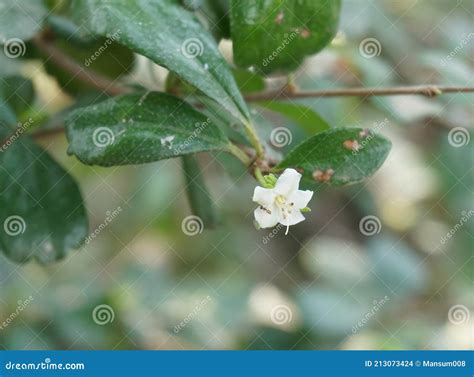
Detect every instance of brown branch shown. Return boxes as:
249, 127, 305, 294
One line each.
32, 34, 128, 97
245, 85, 474, 101
27, 34, 473, 143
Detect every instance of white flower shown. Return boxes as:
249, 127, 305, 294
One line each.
253, 168, 313, 234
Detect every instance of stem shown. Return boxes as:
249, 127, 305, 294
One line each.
227, 143, 252, 166
245, 85, 474, 101
243, 119, 264, 158
254, 167, 267, 186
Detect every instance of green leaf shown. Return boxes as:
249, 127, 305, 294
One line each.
231, 0, 341, 74
257, 101, 330, 134
0, 0, 47, 41
183, 0, 231, 41
0, 137, 88, 264
0, 76, 35, 117
276, 128, 391, 186
182, 155, 219, 228
72, 0, 250, 123
65, 92, 230, 166
233, 69, 265, 94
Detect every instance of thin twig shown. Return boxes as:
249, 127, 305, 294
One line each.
245, 85, 474, 101
27, 35, 474, 144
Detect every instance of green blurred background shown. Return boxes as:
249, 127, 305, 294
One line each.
0, 0, 472, 350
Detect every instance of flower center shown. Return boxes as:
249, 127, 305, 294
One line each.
275, 195, 286, 205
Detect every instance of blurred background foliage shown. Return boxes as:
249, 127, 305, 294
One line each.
0, 0, 473, 350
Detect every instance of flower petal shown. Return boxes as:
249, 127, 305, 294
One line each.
288, 189, 313, 209
280, 210, 305, 227
253, 186, 276, 206
254, 204, 279, 228
274, 168, 302, 196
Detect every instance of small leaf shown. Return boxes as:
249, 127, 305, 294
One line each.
182, 155, 219, 228
0, 137, 88, 264
65, 92, 230, 166
276, 128, 391, 186
0, 0, 47, 41
73, 0, 250, 123
257, 101, 330, 134
231, 0, 341, 74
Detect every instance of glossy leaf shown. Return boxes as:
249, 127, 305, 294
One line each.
0, 0, 47, 41
276, 128, 391, 186
231, 0, 341, 74
65, 92, 230, 166
257, 101, 330, 134
182, 155, 219, 228
73, 0, 250, 123
0, 137, 88, 264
